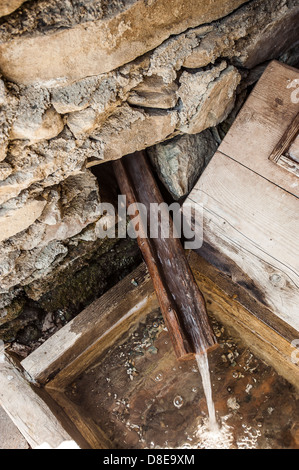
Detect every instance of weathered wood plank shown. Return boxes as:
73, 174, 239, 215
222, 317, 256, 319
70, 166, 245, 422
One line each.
218, 61, 299, 197
0, 353, 74, 449
276, 154, 299, 177
269, 112, 299, 163
188, 248, 298, 345
48, 389, 112, 449
21, 263, 154, 385
46, 292, 158, 391
185, 151, 299, 331
188, 252, 299, 391
288, 134, 299, 163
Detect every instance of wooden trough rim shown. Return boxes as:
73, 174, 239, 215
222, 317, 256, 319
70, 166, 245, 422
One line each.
21, 263, 155, 386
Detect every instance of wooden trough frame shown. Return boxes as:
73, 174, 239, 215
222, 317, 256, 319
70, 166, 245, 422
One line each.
0, 252, 298, 449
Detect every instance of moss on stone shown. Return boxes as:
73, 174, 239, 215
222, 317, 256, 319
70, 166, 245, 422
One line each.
0, 301, 43, 342
0, 236, 141, 342
0, 296, 26, 328
38, 237, 141, 316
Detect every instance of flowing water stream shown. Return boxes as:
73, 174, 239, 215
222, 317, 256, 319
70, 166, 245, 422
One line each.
187, 311, 219, 432
195, 351, 219, 432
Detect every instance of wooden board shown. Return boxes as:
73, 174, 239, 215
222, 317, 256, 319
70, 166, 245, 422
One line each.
188, 251, 299, 389
218, 61, 299, 198
268, 112, 299, 164
186, 151, 299, 331
22, 263, 156, 385
183, 61, 299, 338
269, 113, 299, 177
0, 354, 75, 449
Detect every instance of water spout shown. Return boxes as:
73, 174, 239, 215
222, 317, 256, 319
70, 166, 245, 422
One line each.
113, 150, 218, 360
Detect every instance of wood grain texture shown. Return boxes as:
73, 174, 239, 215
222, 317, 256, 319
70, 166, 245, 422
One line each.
46, 292, 158, 391
189, 247, 298, 345
288, 134, 299, 163
269, 112, 299, 163
0, 354, 73, 449
189, 253, 299, 391
22, 263, 154, 385
218, 61, 299, 197
48, 389, 111, 449
185, 151, 299, 331
113, 151, 217, 359
276, 154, 299, 177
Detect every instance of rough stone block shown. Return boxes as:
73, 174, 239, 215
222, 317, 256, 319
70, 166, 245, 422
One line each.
0, 199, 46, 243
148, 130, 218, 200
0, 1, 27, 18
177, 63, 241, 134
0, 0, 247, 85
87, 104, 178, 163
183, 0, 299, 70
127, 76, 178, 109
0, 170, 102, 293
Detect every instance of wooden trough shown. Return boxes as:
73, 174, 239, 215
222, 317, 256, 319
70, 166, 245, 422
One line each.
0, 60, 298, 449
1, 253, 299, 449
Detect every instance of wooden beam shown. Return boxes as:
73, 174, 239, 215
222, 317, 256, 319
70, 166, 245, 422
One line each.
269, 112, 299, 163
0, 354, 75, 449
113, 151, 217, 360
21, 263, 155, 385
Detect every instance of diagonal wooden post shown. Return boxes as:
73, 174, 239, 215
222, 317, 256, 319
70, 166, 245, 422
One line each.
113, 150, 217, 360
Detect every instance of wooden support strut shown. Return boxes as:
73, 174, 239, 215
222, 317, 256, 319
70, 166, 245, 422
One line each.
113, 150, 217, 360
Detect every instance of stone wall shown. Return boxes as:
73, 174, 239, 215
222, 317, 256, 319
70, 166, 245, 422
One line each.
0, 0, 298, 346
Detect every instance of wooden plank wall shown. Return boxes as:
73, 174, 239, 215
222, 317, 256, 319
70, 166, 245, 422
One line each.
183, 61, 299, 336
